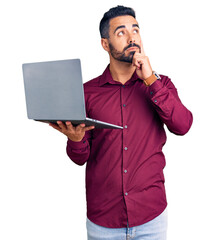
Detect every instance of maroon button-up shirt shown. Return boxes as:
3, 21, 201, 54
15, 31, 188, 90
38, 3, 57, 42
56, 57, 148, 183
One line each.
66, 66, 193, 228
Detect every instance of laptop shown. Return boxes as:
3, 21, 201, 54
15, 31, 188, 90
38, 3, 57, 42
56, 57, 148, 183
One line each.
22, 59, 123, 129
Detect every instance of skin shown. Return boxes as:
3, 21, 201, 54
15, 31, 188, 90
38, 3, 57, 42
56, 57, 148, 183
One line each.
50, 15, 154, 142
49, 122, 94, 142
101, 15, 153, 84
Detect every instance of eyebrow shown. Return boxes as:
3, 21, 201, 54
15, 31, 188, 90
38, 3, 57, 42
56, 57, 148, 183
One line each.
114, 24, 140, 34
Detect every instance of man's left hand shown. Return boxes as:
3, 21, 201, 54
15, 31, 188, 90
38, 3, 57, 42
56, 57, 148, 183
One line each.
132, 43, 153, 80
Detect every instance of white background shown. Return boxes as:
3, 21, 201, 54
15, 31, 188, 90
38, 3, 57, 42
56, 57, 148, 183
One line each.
0, 0, 215, 239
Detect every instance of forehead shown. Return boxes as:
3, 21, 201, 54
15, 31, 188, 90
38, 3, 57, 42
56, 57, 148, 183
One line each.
109, 15, 138, 30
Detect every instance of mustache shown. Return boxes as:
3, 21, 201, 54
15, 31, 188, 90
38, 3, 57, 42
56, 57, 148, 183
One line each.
123, 43, 141, 52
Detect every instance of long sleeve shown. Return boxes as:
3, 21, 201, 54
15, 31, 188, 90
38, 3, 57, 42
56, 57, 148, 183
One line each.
73, 67, 193, 228
66, 82, 93, 166
66, 130, 92, 166
147, 75, 193, 135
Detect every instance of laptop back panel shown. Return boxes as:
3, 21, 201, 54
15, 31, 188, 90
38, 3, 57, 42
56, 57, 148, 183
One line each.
23, 59, 86, 121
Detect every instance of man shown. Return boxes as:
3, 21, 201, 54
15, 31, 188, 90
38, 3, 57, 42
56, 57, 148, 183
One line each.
50, 5, 193, 240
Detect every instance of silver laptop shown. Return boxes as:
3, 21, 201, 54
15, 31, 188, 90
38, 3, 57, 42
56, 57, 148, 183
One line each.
22, 59, 123, 129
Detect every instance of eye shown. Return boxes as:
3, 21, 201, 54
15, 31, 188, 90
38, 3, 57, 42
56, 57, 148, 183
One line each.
133, 29, 139, 34
118, 31, 124, 36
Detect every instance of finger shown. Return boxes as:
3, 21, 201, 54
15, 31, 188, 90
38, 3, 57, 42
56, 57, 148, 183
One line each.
49, 123, 62, 131
57, 121, 67, 131
84, 125, 95, 131
65, 121, 75, 131
75, 123, 86, 132
133, 60, 141, 69
133, 57, 144, 68
133, 61, 141, 69
132, 52, 139, 66
140, 40, 146, 56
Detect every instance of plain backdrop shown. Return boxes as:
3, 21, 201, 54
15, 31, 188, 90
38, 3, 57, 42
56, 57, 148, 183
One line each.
0, 0, 215, 239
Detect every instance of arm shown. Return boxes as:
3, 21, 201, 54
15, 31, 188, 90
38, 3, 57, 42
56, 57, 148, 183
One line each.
66, 127, 93, 166
132, 43, 193, 135
49, 122, 94, 165
147, 76, 193, 135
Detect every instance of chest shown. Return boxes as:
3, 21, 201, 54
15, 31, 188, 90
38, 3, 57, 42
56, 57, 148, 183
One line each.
85, 82, 156, 126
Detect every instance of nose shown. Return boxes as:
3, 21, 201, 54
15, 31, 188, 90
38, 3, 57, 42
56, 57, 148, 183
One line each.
128, 33, 135, 44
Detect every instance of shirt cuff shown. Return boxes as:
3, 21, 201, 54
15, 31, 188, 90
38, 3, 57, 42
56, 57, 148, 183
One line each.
67, 137, 89, 150
148, 79, 163, 97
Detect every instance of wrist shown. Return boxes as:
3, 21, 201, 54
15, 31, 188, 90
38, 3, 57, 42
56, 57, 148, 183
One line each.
68, 135, 84, 142
143, 71, 160, 86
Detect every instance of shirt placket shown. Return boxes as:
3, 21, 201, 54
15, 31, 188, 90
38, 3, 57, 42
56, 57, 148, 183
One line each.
121, 84, 130, 222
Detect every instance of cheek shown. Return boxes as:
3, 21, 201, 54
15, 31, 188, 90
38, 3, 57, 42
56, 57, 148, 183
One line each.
111, 36, 128, 48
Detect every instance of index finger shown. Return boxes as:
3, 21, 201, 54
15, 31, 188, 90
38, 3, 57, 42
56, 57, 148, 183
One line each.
76, 124, 94, 132
84, 125, 95, 131
140, 40, 146, 56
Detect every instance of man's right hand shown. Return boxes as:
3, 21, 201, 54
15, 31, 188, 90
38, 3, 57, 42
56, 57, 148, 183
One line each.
49, 121, 94, 142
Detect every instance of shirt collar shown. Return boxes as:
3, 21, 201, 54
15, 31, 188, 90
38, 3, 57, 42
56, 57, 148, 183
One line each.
99, 65, 140, 87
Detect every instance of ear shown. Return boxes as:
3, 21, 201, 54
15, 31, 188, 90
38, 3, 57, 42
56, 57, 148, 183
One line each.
101, 38, 110, 52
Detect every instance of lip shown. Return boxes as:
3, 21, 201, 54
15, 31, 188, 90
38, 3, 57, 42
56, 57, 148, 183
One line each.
127, 47, 138, 51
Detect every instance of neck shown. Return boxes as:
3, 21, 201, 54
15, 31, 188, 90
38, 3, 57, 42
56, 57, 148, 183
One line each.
109, 57, 136, 85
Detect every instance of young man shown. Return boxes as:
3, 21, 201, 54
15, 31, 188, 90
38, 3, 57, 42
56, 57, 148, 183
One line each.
50, 6, 193, 240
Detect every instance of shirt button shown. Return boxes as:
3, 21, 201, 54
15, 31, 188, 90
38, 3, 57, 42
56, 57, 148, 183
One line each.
124, 147, 128, 151
124, 125, 128, 129
123, 85, 125, 88
154, 100, 158, 103
125, 192, 128, 196
124, 169, 128, 173
123, 104, 126, 107
150, 91, 153, 95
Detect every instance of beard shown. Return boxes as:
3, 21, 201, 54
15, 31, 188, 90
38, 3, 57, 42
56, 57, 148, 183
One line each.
108, 42, 141, 63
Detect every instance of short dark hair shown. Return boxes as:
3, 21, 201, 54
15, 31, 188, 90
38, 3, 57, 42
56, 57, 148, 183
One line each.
99, 5, 136, 39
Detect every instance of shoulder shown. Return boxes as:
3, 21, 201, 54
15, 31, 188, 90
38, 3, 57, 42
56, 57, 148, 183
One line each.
159, 74, 175, 85
158, 74, 177, 91
159, 74, 170, 82
84, 75, 101, 89
83, 75, 103, 101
